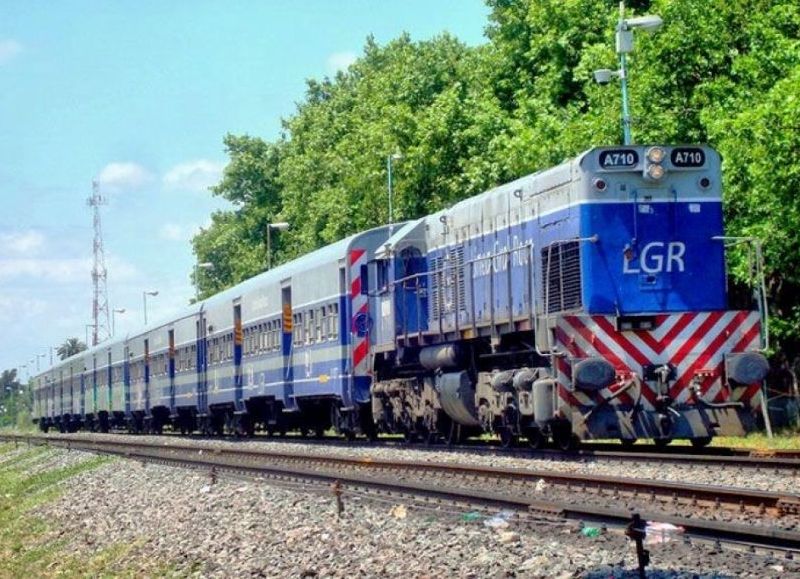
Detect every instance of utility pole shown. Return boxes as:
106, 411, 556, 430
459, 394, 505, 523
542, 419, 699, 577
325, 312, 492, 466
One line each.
87, 181, 111, 346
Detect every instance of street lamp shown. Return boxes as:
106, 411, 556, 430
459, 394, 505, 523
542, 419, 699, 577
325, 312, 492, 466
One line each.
143, 291, 159, 325
85, 324, 96, 346
387, 152, 402, 227
112, 308, 126, 337
35, 353, 45, 372
594, 1, 663, 145
195, 262, 214, 301
266, 222, 290, 270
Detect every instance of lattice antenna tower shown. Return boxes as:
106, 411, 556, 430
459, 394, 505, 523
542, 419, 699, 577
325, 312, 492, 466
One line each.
87, 181, 111, 346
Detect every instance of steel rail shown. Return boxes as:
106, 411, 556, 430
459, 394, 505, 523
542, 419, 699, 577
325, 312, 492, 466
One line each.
19, 429, 800, 470
7, 432, 799, 554
6, 433, 799, 516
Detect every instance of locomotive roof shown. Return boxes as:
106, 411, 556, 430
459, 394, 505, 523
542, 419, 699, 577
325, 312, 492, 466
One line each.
38, 226, 390, 376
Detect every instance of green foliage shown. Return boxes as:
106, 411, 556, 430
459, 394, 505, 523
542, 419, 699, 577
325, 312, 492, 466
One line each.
56, 337, 87, 361
0, 369, 30, 430
192, 0, 800, 354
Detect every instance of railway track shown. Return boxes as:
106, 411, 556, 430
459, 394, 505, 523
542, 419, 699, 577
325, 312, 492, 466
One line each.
69, 430, 799, 470
4, 433, 800, 555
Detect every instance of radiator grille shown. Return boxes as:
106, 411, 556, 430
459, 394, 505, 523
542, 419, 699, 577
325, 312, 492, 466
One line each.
430, 246, 466, 321
542, 241, 582, 313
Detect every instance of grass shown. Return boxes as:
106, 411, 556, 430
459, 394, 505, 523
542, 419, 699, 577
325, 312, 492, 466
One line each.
0, 444, 178, 578
709, 429, 800, 451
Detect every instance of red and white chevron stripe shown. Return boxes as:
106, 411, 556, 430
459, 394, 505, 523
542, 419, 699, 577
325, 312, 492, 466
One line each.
349, 249, 370, 376
554, 311, 763, 411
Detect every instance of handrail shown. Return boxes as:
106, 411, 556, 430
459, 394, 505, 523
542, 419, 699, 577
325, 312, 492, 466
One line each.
711, 236, 769, 352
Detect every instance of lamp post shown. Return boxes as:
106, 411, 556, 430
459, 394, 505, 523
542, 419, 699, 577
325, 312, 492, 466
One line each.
594, 1, 663, 145
266, 222, 290, 270
112, 308, 126, 337
35, 353, 45, 372
143, 291, 158, 325
387, 152, 402, 226
195, 262, 214, 301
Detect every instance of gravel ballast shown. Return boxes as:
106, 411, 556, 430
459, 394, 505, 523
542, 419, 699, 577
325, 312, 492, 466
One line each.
31, 445, 799, 578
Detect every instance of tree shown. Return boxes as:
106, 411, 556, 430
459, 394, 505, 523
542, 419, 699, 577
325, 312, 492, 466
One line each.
56, 338, 87, 360
192, 0, 800, 357
0, 368, 27, 429
192, 135, 284, 297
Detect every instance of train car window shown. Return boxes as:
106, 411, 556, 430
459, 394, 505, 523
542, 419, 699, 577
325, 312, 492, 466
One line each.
293, 313, 303, 346
316, 308, 324, 342
330, 304, 339, 339
305, 310, 314, 344
360, 264, 369, 295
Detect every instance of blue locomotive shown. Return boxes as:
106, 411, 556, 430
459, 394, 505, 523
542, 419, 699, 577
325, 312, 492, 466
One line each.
32, 144, 769, 448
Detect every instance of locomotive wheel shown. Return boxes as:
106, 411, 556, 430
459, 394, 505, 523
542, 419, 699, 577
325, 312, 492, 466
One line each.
552, 424, 578, 451
690, 436, 712, 448
499, 427, 516, 449
526, 428, 545, 450
445, 422, 462, 446
654, 437, 672, 449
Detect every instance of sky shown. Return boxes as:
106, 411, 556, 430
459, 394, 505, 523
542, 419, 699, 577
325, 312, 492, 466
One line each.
0, 1, 489, 378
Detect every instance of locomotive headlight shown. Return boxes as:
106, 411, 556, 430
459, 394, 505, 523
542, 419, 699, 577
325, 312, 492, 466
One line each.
646, 163, 665, 180
646, 146, 666, 163
592, 177, 608, 191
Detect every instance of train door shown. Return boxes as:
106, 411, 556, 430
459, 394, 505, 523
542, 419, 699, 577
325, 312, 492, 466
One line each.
79, 363, 85, 417
197, 310, 208, 415
69, 366, 75, 417
281, 282, 296, 411
144, 338, 150, 415
371, 258, 393, 343
106, 351, 112, 415
123, 345, 131, 416
233, 300, 244, 412
92, 354, 98, 417
168, 329, 176, 416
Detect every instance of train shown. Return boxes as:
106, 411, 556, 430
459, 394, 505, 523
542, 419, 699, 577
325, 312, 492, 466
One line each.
31, 144, 770, 449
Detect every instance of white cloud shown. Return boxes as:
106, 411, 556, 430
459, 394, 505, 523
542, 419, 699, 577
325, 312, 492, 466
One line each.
158, 221, 206, 242
0, 295, 48, 323
0, 230, 46, 255
0, 257, 92, 283
159, 223, 184, 241
96, 162, 154, 193
163, 159, 224, 192
0, 254, 139, 283
0, 39, 22, 65
327, 51, 357, 74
